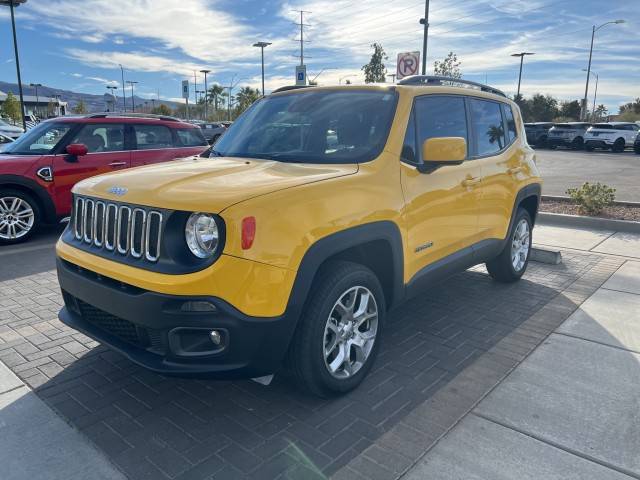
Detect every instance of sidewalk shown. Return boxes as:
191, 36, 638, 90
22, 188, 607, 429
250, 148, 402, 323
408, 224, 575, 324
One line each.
403, 225, 640, 479
0, 361, 125, 479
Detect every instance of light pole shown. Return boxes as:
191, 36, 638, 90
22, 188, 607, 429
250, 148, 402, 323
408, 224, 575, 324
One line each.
106, 85, 118, 112
119, 64, 126, 112
1, 0, 28, 131
510, 52, 535, 99
582, 68, 599, 122
252, 42, 271, 97
581, 19, 624, 120
126, 80, 138, 112
29, 82, 41, 118
196, 90, 206, 119
200, 69, 211, 119
419, 0, 430, 75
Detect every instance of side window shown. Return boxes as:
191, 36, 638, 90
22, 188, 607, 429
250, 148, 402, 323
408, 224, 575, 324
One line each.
401, 109, 416, 164
469, 99, 506, 156
503, 105, 517, 143
415, 96, 467, 162
70, 123, 125, 153
134, 125, 173, 150
176, 128, 208, 147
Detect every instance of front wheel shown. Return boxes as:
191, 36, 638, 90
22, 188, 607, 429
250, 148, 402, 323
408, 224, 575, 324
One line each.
486, 208, 532, 283
286, 261, 385, 397
571, 137, 584, 150
612, 138, 625, 153
585, 145, 595, 152
0, 189, 41, 245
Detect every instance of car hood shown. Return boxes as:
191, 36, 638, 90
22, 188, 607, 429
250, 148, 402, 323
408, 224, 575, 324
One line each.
74, 155, 359, 213
0, 125, 24, 134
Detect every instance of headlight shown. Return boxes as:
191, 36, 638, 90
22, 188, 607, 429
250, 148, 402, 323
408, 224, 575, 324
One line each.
185, 213, 220, 258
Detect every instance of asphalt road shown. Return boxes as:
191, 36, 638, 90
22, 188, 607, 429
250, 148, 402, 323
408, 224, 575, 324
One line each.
535, 148, 639, 202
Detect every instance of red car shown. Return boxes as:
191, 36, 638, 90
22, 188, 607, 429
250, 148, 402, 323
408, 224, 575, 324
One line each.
0, 113, 209, 244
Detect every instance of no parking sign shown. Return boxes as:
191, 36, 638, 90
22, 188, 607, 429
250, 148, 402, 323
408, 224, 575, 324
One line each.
397, 51, 420, 80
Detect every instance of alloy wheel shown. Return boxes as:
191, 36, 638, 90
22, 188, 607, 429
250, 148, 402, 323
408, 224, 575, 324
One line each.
0, 196, 35, 240
323, 286, 379, 379
511, 218, 530, 272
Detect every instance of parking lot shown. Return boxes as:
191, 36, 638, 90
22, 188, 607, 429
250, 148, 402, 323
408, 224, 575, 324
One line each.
535, 149, 639, 202
0, 226, 628, 479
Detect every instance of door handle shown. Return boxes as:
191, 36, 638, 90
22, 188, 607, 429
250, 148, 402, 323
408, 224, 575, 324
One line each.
109, 162, 127, 167
508, 166, 524, 175
462, 177, 481, 188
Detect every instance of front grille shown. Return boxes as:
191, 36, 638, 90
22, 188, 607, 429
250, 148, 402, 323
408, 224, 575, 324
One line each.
72, 196, 163, 262
74, 298, 164, 353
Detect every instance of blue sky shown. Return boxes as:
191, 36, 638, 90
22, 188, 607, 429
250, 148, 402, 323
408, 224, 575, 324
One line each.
0, 0, 637, 112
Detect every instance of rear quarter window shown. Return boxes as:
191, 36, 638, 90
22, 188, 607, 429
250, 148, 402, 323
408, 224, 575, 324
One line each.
133, 124, 173, 150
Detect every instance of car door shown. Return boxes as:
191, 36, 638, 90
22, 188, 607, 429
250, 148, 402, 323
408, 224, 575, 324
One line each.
624, 124, 639, 146
130, 123, 179, 167
51, 122, 130, 214
471, 99, 523, 242
400, 95, 482, 282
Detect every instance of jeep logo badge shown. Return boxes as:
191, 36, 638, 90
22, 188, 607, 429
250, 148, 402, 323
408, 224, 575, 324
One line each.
108, 186, 128, 196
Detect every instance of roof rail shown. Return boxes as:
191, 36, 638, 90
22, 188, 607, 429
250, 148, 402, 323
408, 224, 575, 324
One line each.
397, 75, 507, 98
85, 112, 181, 122
271, 85, 316, 94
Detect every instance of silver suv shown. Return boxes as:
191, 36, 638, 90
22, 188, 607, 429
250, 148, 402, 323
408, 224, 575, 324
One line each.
547, 122, 591, 150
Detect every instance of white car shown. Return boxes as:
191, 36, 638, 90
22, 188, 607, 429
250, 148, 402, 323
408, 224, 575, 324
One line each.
0, 118, 24, 139
584, 122, 639, 152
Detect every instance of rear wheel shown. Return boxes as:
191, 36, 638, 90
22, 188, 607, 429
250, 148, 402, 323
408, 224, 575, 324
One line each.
612, 138, 625, 153
0, 189, 41, 245
585, 144, 595, 152
286, 261, 385, 397
486, 208, 532, 283
571, 137, 584, 150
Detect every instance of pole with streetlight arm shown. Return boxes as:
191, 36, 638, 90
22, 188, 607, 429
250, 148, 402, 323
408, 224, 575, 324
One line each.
252, 42, 271, 97
106, 85, 118, 112
119, 64, 126, 112
582, 68, 599, 122
580, 19, 624, 121
126, 81, 138, 112
510, 52, 535, 99
419, 0, 430, 75
200, 69, 211, 119
1, 0, 28, 131
29, 82, 41, 118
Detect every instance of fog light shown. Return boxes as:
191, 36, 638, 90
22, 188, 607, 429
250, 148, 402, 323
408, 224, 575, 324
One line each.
210, 330, 222, 345
180, 301, 217, 313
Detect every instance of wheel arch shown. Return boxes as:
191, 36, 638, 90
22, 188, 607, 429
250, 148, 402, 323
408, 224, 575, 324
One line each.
285, 221, 404, 320
0, 175, 57, 223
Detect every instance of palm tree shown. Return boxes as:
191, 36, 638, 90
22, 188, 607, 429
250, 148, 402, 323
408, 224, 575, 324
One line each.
235, 87, 261, 114
207, 84, 225, 111
487, 125, 505, 149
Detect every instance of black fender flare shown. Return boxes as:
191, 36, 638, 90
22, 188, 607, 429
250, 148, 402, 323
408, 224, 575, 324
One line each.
284, 221, 405, 320
0, 174, 58, 223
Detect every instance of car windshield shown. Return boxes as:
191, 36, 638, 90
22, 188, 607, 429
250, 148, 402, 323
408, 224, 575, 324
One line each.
2, 121, 73, 155
592, 124, 613, 129
211, 89, 398, 164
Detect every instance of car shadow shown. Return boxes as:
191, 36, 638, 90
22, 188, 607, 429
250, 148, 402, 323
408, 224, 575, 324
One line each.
23, 256, 603, 479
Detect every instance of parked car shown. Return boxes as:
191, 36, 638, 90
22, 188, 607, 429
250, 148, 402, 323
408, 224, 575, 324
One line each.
0, 133, 14, 152
55, 78, 542, 395
634, 132, 640, 154
524, 122, 553, 147
547, 122, 591, 150
584, 122, 640, 152
0, 113, 208, 244
0, 118, 24, 139
199, 122, 228, 144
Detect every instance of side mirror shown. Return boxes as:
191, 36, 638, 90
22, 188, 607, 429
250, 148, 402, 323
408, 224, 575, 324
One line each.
417, 137, 466, 173
65, 143, 88, 163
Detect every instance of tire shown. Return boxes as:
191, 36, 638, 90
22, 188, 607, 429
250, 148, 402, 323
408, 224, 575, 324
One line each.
0, 188, 41, 245
571, 137, 584, 150
612, 138, 625, 153
486, 208, 532, 283
585, 145, 594, 152
538, 136, 548, 148
634, 146, 640, 155
286, 260, 385, 397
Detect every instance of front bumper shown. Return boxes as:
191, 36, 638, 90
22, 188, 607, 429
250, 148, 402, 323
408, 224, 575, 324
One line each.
57, 257, 297, 378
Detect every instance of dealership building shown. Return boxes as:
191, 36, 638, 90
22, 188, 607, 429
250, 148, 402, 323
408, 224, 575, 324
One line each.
0, 90, 68, 118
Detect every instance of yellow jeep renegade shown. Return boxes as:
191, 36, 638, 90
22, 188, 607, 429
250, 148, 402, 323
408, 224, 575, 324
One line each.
56, 76, 541, 396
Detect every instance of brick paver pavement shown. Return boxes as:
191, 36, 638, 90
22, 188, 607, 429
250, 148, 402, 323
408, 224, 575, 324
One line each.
0, 243, 623, 480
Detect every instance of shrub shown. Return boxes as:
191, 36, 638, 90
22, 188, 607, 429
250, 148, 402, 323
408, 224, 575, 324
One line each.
566, 182, 616, 216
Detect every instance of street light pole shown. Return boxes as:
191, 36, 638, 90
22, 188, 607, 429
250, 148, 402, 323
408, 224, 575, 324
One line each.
30, 82, 41, 118
200, 69, 211, 119
252, 42, 271, 97
580, 19, 624, 121
126, 81, 138, 112
510, 52, 535, 99
582, 69, 599, 122
419, 0, 430, 75
106, 85, 118, 112
119, 64, 126, 112
1, 0, 28, 131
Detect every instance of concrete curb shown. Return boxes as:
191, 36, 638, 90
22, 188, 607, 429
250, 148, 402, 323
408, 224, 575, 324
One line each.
531, 247, 562, 265
538, 212, 640, 234
541, 195, 640, 208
